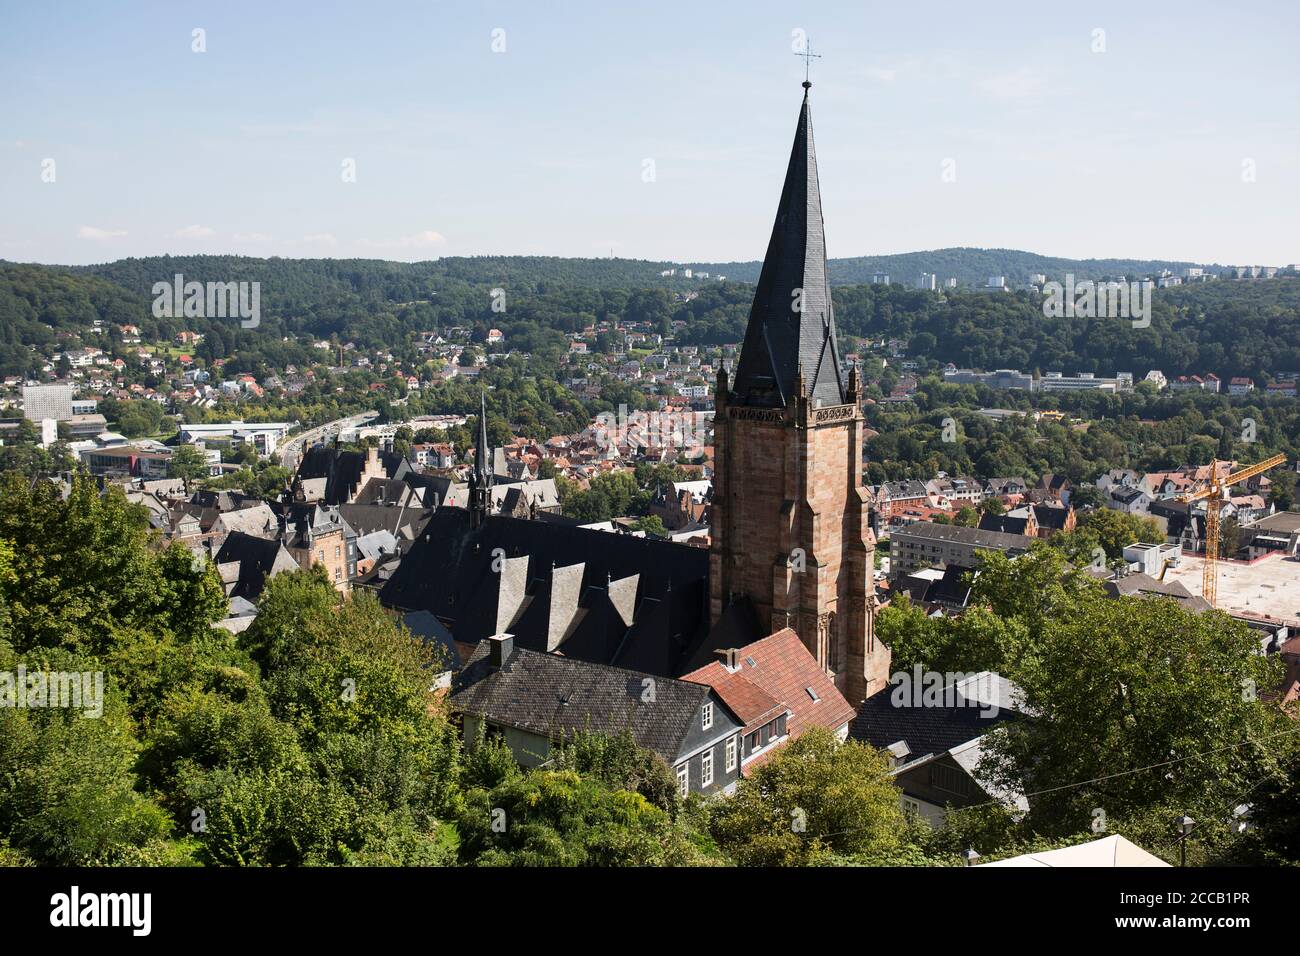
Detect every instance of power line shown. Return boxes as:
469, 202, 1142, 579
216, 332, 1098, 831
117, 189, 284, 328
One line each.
807, 723, 1300, 843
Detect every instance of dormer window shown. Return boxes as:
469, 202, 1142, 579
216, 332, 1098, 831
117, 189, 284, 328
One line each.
702, 701, 713, 730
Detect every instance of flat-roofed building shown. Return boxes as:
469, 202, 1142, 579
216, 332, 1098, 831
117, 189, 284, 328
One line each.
79, 445, 172, 479
888, 521, 1036, 580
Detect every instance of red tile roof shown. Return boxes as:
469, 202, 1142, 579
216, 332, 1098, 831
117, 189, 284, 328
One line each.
684, 667, 783, 730
683, 627, 856, 742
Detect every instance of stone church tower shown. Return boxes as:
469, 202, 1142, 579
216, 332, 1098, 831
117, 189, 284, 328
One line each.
709, 81, 890, 704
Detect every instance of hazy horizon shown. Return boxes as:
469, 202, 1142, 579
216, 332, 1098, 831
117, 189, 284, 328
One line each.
0, 245, 1251, 271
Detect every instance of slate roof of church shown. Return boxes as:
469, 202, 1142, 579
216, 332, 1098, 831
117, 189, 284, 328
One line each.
378, 507, 720, 678
729, 84, 845, 410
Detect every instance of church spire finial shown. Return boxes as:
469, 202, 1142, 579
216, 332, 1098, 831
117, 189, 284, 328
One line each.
794, 40, 821, 88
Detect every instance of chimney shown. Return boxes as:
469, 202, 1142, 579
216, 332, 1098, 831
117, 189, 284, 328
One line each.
715, 647, 739, 669
488, 633, 515, 668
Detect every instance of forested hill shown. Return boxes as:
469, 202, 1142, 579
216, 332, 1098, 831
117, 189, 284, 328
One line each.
4, 256, 1300, 385
695, 247, 1222, 287
70, 255, 685, 301
4, 247, 1224, 301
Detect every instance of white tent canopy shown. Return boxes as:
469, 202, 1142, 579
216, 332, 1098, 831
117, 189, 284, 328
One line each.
978, 835, 1170, 868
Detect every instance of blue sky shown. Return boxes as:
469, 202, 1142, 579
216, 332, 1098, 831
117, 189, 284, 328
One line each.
1, 0, 1296, 266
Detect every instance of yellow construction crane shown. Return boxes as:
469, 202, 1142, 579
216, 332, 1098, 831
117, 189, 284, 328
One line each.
1177, 454, 1287, 606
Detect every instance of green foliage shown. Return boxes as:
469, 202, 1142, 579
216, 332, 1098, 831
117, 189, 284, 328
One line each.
167, 443, 208, 483
0, 644, 177, 865
877, 594, 1028, 676
981, 590, 1285, 855
549, 730, 679, 813
456, 766, 711, 866
708, 727, 907, 866
0, 473, 226, 657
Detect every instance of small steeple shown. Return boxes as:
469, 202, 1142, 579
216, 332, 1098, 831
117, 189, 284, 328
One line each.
469, 390, 492, 527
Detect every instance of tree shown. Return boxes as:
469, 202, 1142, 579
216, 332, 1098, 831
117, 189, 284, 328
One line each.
980, 497, 1005, 516
114, 400, 165, 438
633, 515, 668, 537
980, 588, 1288, 861
709, 727, 907, 865
1076, 508, 1162, 560
455, 750, 708, 866
876, 593, 1026, 676
0, 645, 179, 865
1069, 484, 1106, 510
1217, 514, 1244, 558
168, 444, 208, 484
0, 474, 226, 655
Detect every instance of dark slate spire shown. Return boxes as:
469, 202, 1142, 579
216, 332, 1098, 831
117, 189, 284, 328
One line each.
730, 84, 845, 409
470, 390, 492, 526
475, 391, 491, 486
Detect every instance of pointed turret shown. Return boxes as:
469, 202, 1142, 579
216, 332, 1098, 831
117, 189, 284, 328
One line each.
730, 84, 845, 409
469, 391, 492, 527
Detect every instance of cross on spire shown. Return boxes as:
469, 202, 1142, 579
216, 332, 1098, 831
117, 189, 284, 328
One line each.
794, 41, 821, 88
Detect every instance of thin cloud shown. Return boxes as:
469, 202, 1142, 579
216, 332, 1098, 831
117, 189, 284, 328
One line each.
174, 224, 215, 239
77, 225, 127, 240
359, 230, 447, 249
978, 67, 1050, 102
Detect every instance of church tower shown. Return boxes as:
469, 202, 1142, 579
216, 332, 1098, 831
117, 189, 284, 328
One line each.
709, 81, 890, 704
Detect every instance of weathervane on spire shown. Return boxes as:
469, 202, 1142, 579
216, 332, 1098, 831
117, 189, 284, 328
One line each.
794, 40, 821, 88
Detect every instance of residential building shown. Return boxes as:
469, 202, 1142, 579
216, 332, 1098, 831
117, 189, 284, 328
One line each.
21, 384, 74, 422
682, 628, 856, 774
453, 635, 746, 797
277, 503, 358, 592
853, 672, 1027, 827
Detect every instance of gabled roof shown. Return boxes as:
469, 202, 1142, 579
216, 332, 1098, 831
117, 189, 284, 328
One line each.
1100, 573, 1211, 613
1032, 503, 1072, 530
213, 530, 297, 600
296, 445, 409, 505
979, 512, 1032, 535
403, 610, 460, 670
683, 628, 856, 739
729, 85, 844, 410
451, 642, 736, 763
274, 502, 355, 548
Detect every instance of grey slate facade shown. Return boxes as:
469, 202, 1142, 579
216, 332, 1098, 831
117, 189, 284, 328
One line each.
453, 637, 745, 796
